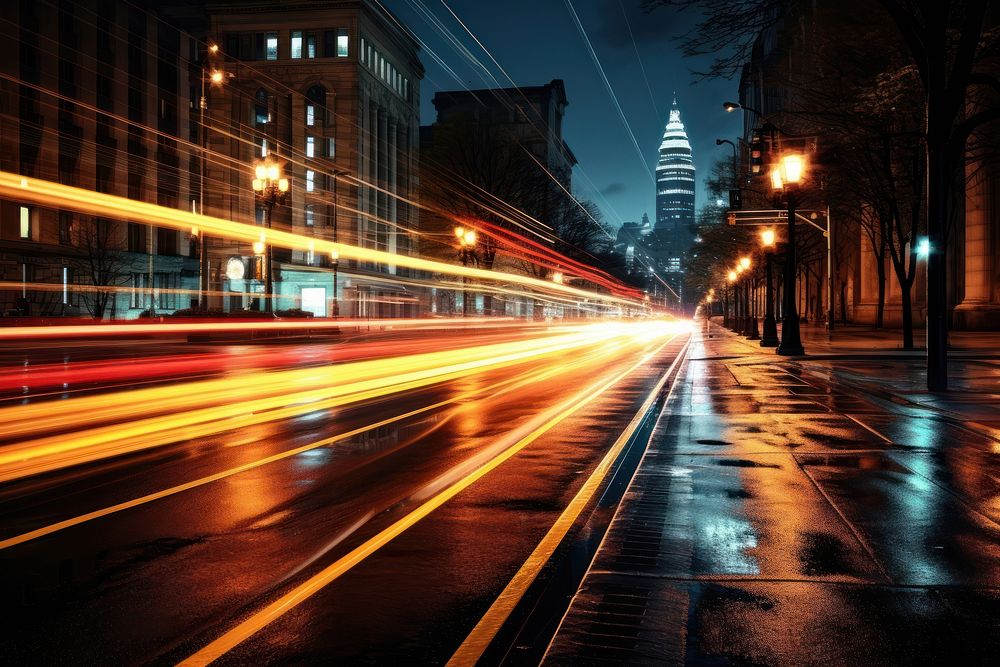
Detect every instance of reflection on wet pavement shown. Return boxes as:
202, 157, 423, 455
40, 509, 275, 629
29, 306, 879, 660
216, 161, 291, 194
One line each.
546, 329, 1000, 665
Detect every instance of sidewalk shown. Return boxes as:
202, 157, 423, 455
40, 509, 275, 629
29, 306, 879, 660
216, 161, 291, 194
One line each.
543, 325, 1000, 665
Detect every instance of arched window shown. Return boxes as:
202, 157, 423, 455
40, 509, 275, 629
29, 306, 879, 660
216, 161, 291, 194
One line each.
254, 89, 269, 127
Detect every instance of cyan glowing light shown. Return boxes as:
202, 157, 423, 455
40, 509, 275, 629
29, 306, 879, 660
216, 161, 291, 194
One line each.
916, 237, 930, 258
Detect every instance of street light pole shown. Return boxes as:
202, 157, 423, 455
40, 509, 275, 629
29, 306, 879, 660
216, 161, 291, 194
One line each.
771, 156, 805, 355
760, 228, 779, 347
716, 138, 739, 188
198, 46, 224, 312
330, 169, 348, 317
455, 226, 477, 316
252, 159, 289, 314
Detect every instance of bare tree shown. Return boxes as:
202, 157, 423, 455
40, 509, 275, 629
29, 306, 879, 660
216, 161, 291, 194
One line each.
71, 217, 130, 320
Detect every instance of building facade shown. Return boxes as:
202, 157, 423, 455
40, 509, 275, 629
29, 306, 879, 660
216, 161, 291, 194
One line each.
201, 0, 423, 317
428, 79, 577, 191
0, 0, 423, 320
0, 0, 200, 318
646, 97, 695, 309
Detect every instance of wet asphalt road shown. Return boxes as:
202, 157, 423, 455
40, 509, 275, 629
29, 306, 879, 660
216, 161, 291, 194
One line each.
0, 326, 687, 664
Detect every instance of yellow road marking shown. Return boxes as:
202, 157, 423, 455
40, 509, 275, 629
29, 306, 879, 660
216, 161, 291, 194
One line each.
177, 337, 678, 666
447, 335, 689, 666
0, 350, 605, 551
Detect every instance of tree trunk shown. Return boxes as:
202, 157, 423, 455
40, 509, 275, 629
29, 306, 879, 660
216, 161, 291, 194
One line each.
875, 262, 886, 329
840, 280, 848, 322
900, 278, 914, 350
926, 140, 949, 389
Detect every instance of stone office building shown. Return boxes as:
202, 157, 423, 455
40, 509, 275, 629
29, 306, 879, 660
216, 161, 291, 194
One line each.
200, 0, 423, 317
0, 0, 424, 320
0, 0, 200, 319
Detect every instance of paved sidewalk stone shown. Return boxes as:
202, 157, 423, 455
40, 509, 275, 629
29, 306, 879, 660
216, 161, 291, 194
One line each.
543, 324, 1000, 666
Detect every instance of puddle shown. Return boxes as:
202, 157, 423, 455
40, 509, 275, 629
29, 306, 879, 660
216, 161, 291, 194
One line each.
716, 459, 781, 469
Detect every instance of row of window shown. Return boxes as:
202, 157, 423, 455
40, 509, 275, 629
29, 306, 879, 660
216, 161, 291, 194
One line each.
360, 36, 409, 99
225, 29, 350, 62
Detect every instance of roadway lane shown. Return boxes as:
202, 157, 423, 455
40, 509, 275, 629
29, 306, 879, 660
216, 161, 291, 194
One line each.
0, 324, 688, 664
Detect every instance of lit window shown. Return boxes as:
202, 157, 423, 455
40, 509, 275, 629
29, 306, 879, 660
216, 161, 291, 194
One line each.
290, 31, 302, 59
337, 28, 349, 57
306, 104, 315, 126
266, 32, 278, 60
306, 136, 315, 158
306, 34, 316, 58
306, 169, 315, 192
360, 37, 366, 64
327, 137, 335, 158
305, 204, 315, 226
62, 266, 73, 305
19, 206, 31, 239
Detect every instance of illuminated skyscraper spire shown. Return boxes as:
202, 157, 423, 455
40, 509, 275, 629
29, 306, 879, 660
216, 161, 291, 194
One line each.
655, 96, 695, 234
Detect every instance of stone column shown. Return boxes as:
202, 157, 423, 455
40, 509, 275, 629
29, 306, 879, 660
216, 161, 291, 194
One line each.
954, 156, 1000, 329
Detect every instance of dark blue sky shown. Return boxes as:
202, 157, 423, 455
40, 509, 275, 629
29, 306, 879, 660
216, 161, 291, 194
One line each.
382, 0, 743, 229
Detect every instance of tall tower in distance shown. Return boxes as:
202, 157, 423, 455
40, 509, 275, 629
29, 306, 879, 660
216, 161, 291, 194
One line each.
653, 96, 696, 273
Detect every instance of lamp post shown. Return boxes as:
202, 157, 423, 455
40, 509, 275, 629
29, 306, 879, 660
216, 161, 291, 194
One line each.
770, 154, 806, 355
741, 257, 759, 340
716, 138, 739, 188
252, 159, 289, 313
197, 45, 226, 311
759, 228, 780, 346
330, 169, 349, 317
725, 271, 738, 331
455, 226, 477, 316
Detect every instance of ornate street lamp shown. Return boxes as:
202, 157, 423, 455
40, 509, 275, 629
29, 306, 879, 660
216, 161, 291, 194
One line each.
455, 226, 477, 316
252, 159, 289, 313
770, 153, 806, 355
759, 228, 780, 346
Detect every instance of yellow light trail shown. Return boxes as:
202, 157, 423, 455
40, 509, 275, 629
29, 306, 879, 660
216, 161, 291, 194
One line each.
448, 335, 690, 665
0, 171, 646, 309
0, 345, 610, 551
0, 321, 675, 483
177, 335, 677, 666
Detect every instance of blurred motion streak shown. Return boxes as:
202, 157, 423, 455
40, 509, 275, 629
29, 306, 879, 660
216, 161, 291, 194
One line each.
0, 321, 673, 483
0, 172, 646, 308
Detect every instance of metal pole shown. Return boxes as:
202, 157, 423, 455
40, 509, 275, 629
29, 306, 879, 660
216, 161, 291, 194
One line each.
264, 200, 273, 313
199, 67, 209, 311
777, 193, 805, 355
826, 203, 834, 334
461, 250, 468, 317
748, 272, 760, 340
332, 173, 339, 316
761, 250, 779, 346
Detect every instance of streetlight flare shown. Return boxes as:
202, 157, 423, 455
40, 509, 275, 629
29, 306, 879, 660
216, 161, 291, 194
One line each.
463, 230, 477, 246
770, 166, 784, 191
727, 270, 738, 282
739, 256, 751, 270
761, 228, 776, 247
255, 164, 267, 181
210, 70, 224, 84
454, 226, 465, 239
781, 153, 806, 184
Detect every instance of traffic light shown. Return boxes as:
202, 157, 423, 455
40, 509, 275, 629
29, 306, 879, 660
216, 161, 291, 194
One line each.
749, 129, 765, 174
728, 188, 742, 210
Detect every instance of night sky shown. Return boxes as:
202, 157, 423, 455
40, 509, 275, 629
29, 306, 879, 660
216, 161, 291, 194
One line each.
383, 0, 743, 230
